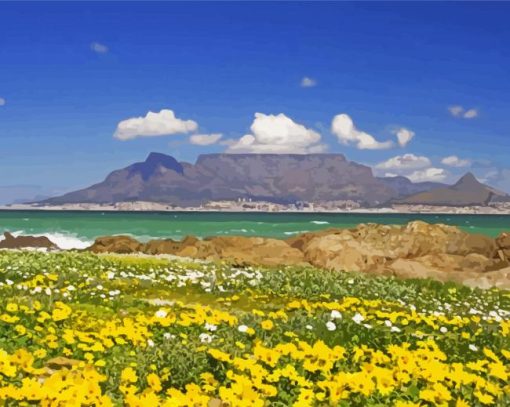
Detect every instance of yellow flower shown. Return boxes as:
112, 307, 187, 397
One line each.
261, 320, 274, 330
6, 303, 18, 313
121, 367, 138, 383
147, 373, 162, 392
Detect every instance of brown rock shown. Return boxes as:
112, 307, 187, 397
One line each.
0, 232, 58, 250
496, 232, 510, 261
88, 235, 142, 254
205, 236, 306, 266
144, 239, 183, 255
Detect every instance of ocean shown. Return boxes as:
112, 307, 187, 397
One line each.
1, 210, 510, 250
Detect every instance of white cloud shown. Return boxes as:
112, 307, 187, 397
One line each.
90, 42, 109, 54
448, 105, 464, 117
114, 109, 198, 141
376, 154, 431, 171
331, 114, 393, 150
448, 105, 478, 119
300, 77, 317, 88
226, 113, 325, 154
0, 97, 5, 106
407, 167, 448, 183
393, 128, 415, 147
441, 155, 471, 167
189, 133, 223, 146
463, 108, 478, 119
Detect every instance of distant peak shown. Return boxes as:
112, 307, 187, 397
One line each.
455, 172, 479, 186
128, 152, 183, 180
146, 152, 173, 163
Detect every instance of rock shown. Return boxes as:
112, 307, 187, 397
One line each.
144, 239, 183, 255
0, 232, 58, 250
382, 258, 446, 281
462, 267, 510, 290
88, 236, 143, 254
496, 232, 510, 261
204, 236, 306, 266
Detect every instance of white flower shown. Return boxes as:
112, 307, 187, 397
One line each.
326, 321, 336, 331
45, 287, 52, 296
391, 326, 401, 333
155, 309, 168, 318
67, 285, 76, 291
306, 324, 313, 330
363, 324, 372, 329
163, 333, 175, 340
330, 310, 342, 320
107, 272, 115, 280
147, 339, 155, 347
347, 279, 354, 285
205, 323, 217, 332
469, 344, 478, 352
440, 326, 448, 333
199, 333, 213, 343
384, 320, 392, 327
352, 312, 365, 324
238, 325, 249, 333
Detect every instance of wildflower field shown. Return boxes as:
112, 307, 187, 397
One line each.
0, 250, 509, 406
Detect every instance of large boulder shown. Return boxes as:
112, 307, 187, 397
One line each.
0, 232, 58, 250
88, 236, 143, 254
204, 236, 306, 266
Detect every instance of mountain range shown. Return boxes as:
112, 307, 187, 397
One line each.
42, 152, 508, 207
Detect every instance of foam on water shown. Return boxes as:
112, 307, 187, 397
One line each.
311, 221, 330, 225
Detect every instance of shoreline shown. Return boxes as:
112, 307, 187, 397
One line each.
2, 203, 510, 215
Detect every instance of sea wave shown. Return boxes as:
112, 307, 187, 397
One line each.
310, 221, 330, 225
284, 230, 310, 235
35, 232, 93, 250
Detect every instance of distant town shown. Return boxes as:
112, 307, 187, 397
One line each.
5, 198, 510, 215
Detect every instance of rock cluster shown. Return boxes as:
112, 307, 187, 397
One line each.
0, 232, 58, 250
6, 221, 509, 289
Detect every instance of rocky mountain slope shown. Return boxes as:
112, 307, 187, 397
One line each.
396, 172, 509, 206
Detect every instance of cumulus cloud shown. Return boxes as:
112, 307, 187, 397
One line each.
448, 105, 478, 119
189, 133, 222, 146
331, 114, 393, 150
407, 167, 448, 183
393, 128, 415, 147
226, 113, 325, 154
441, 155, 471, 168
0, 97, 5, 106
90, 42, 109, 54
375, 154, 431, 171
114, 109, 198, 141
300, 77, 317, 88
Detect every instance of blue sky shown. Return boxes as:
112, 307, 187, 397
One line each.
1, 2, 509, 202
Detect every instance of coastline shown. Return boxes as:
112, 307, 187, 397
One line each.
2, 201, 510, 215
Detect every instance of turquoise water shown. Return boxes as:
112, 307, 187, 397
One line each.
1, 210, 510, 249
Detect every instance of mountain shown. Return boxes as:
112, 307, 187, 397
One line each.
377, 176, 446, 198
43, 153, 403, 207
396, 172, 509, 206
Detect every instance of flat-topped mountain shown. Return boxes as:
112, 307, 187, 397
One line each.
41, 153, 507, 208
396, 172, 509, 206
43, 153, 406, 206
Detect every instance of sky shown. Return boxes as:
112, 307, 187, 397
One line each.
1, 2, 510, 202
